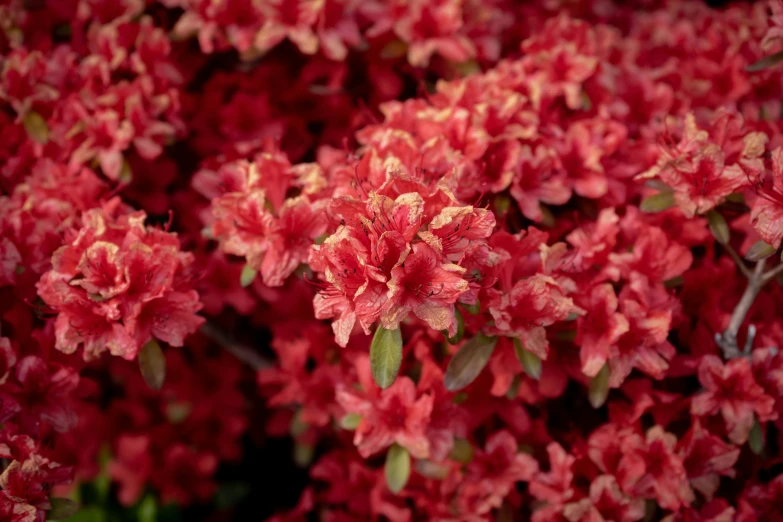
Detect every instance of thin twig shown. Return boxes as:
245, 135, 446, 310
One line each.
724, 243, 754, 279
761, 260, 783, 286
717, 258, 771, 359
200, 321, 272, 371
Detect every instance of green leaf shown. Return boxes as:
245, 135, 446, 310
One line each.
290, 410, 308, 437
444, 333, 497, 391
448, 438, 474, 464
415, 459, 450, 480
663, 276, 684, 288
339, 413, 362, 430
165, 401, 192, 424
745, 240, 776, 262
119, 159, 132, 184
294, 444, 314, 467
137, 495, 157, 522
707, 210, 730, 245
381, 39, 408, 59
496, 503, 514, 522
640, 192, 675, 213
747, 50, 783, 72
48, 498, 79, 520
138, 339, 166, 391
443, 308, 465, 345
215, 482, 251, 509
461, 301, 481, 315
385, 444, 411, 494
749, 417, 765, 455
23, 111, 49, 144
58, 506, 104, 522
240, 264, 257, 287
513, 338, 542, 380
588, 363, 610, 409
454, 59, 480, 77
370, 326, 403, 389
506, 375, 521, 399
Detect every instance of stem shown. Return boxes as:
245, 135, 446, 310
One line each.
200, 321, 272, 371
724, 243, 753, 279
717, 258, 772, 358
760, 261, 783, 285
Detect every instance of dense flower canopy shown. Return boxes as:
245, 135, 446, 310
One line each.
3, 0, 783, 521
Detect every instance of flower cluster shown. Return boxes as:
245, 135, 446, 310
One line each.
37, 199, 204, 361
4, 0, 783, 521
166, 0, 516, 66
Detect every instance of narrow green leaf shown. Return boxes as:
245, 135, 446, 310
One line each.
494, 195, 512, 214
749, 416, 765, 455
461, 301, 481, 315
496, 503, 514, 522
415, 459, 450, 480
746, 50, 783, 72
588, 363, 610, 409
663, 276, 684, 288
506, 375, 521, 399
118, 159, 132, 184
293, 444, 314, 468
48, 498, 79, 520
454, 59, 480, 77
385, 444, 411, 494
339, 413, 362, 430
59, 506, 104, 522
370, 326, 403, 389
137, 495, 156, 522
290, 410, 308, 437
448, 438, 474, 464
165, 401, 191, 424
444, 333, 497, 391
640, 192, 675, 213
138, 339, 166, 391
240, 264, 257, 287
215, 482, 251, 509
23, 111, 49, 144
513, 338, 542, 380
381, 39, 408, 59
539, 204, 556, 228
745, 240, 776, 262
443, 308, 465, 345
707, 210, 730, 245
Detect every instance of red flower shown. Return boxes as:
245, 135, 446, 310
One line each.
418, 205, 495, 262
37, 202, 204, 360
4, 355, 78, 434
744, 141, 783, 248
337, 369, 433, 459
0, 452, 72, 518
151, 444, 218, 505
637, 113, 747, 218
530, 443, 576, 509
691, 355, 777, 444
457, 431, 538, 516
678, 420, 739, 499
488, 274, 582, 360
382, 242, 468, 335
562, 475, 645, 522
108, 434, 152, 506
608, 277, 678, 387
617, 426, 695, 511
575, 284, 629, 377
0, 337, 17, 384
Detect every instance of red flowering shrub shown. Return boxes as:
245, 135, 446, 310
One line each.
4, 0, 783, 521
